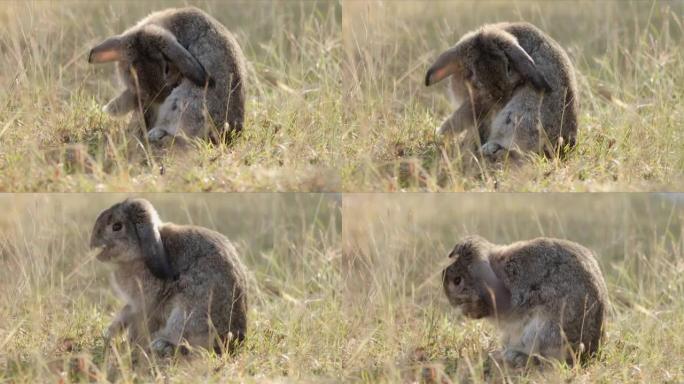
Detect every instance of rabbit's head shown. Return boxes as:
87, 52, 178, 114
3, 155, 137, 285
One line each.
442, 236, 499, 319
89, 24, 210, 100
90, 198, 177, 280
425, 25, 551, 101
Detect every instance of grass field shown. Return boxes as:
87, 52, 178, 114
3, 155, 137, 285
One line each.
1, 193, 681, 383
0, 1, 681, 192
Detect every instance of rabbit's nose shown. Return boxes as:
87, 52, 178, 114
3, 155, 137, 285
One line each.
89, 230, 105, 249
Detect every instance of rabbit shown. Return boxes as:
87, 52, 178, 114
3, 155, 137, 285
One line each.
89, 198, 248, 356
441, 235, 608, 368
425, 22, 579, 162
88, 6, 247, 144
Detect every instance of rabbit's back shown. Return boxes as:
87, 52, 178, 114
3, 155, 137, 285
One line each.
161, 224, 248, 341
492, 238, 607, 356
500, 22, 579, 147
493, 238, 607, 309
152, 7, 247, 133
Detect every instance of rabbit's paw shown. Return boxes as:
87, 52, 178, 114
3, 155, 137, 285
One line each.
481, 142, 506, 162
503, 349, 535, 369
150, 338, 176, 357
147, 128, 168, 143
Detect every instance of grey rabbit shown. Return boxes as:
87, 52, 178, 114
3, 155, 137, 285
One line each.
90, 198, 248, 355
425, 22, 578, 161
442, 236, 608, 367
89, 7, 247, 144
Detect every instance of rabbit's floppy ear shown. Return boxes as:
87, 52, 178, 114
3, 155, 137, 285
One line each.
141, 25, 212, 87
89, 36, 124, 63
485, 30, 552, 92
453, 235, 489, 261
425, 46, 463, 86
123, 199, 177, 280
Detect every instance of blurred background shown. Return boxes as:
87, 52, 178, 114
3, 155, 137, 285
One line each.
343, 192, 684, 295
344, 0, 683, 108
1, 0, 341, 97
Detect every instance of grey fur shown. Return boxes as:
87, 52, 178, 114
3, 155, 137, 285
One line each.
442, 236, 608, 367
90, 198, 248, 355
426, 22, 579, 161
89, 7, 247, 144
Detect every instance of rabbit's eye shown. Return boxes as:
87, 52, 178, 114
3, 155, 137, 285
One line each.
112, 222, 123, 232
453, 276, 462, 286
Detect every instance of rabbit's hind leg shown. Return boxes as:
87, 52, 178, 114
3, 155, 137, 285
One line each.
502, 313, 558, 368
483, 88, 542, 162
150, 305, 189, 357
514, 315, 564, 366
147, 95, 180, 143
148, 87, 206, 143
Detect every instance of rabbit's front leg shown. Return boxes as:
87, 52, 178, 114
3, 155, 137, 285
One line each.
103, 89, 137, 116
104, 303, 136, 340
436, 102, 476, 136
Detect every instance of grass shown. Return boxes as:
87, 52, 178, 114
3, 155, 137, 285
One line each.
1, 194, 682, 382
1, 1, 682, 192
